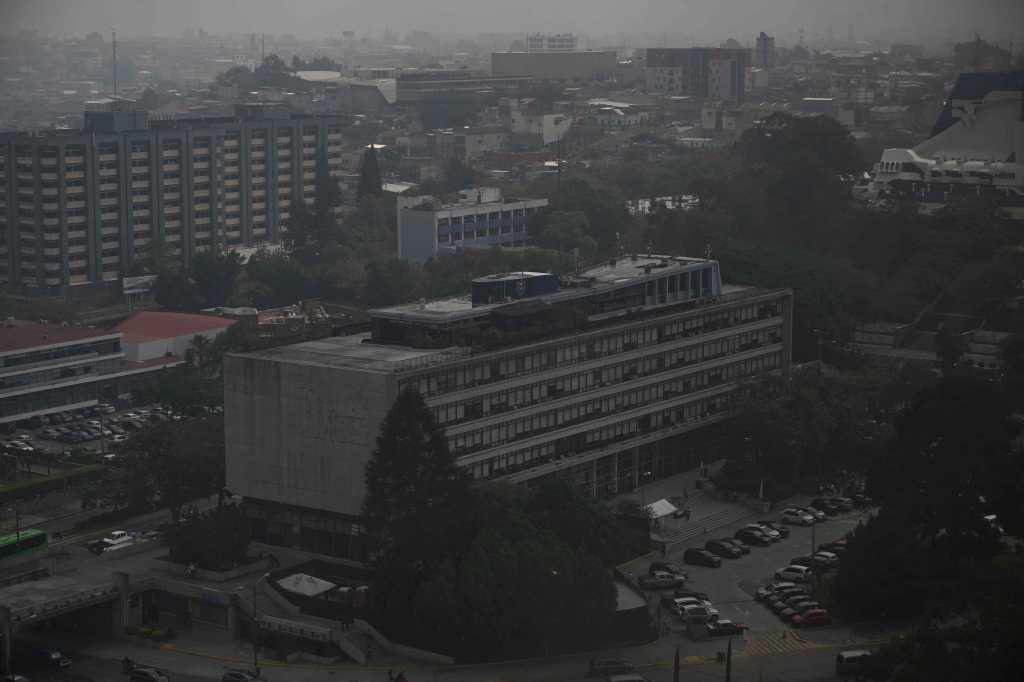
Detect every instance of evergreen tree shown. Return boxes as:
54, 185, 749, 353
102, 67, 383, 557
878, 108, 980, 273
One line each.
357, 145, 383, 200
282, 146, 343, 264
362, 388, 465, 546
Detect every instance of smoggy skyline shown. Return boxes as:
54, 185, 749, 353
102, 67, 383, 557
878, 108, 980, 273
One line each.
2, 0, 1023, 49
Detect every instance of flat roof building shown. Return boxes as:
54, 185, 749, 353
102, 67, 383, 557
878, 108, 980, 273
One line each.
0, 100, 349, 295
225, 254, 793, 561
491, 51, 618, 81
396, 187, 548, 263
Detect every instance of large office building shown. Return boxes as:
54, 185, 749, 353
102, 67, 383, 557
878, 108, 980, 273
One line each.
491, 51, 618, 81
644, 48, 752, 102
526, 33, 580, 52
396, 187, 548, 263
225, 255, 792, 560
0, 100, 347, 295
868, 71, 1024, 217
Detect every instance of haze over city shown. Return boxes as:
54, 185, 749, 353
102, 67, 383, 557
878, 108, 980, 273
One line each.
2, 0, 1023, 48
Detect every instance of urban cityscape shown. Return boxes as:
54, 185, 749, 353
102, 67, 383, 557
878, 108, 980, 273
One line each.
1, 1, 1024, 681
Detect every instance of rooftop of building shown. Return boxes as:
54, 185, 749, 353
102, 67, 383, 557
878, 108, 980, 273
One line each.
113, 311, 236, 344
0, 321, 119, 354
231, 333, 458, 374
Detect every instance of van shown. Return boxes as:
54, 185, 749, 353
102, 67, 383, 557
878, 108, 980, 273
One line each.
836, 650, 873, 675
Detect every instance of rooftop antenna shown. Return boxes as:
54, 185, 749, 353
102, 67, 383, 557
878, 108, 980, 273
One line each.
112, 29, 117, 98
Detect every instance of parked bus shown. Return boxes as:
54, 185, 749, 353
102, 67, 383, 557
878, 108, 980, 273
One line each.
0, 528, 48, 560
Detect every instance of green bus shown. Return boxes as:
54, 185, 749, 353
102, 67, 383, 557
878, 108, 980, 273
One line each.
0, 528, 48, 560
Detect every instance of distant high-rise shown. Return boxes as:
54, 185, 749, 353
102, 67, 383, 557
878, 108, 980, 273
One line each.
526, 33, 579, 52
644, 48, 752, 102
0, 100, 347, 294
755, 32, 776, 70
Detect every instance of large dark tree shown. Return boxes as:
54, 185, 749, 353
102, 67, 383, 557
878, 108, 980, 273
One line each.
362, 388, 465, 545
283, 147, 344, 264
190, 250, 243, 308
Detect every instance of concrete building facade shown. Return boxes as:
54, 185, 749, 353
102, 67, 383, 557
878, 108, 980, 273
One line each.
396, 187, 548, 263
644, 48, 752, 102
491, 51, 618, 81
225, 255, 793, 560
0, 101, 347, 295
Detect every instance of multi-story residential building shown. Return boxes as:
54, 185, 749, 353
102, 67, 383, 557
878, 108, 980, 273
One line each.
0, 100, 348, 295
644, 48, 752, 103
755, 32, 776, 70
224, 255, 793, 560
526, 33, 580, 52
397, 186, 548, 263
866, 71, 1024, 217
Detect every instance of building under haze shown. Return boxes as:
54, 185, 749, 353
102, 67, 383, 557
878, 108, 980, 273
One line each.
526, 33, 580, 52
0, 100, 347, 295
644, 47, 752, 103
755, 32, 776, 70
396, 187, 549, 263
867, 71, 1024, 217
224, 255, 792, 560
491, 50, 618, 81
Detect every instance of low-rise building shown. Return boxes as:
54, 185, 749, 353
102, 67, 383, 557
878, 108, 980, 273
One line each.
225, 255, 793, 560
491, 51, 618, 82
113, 310, 236, 362
397, 187, 548, 263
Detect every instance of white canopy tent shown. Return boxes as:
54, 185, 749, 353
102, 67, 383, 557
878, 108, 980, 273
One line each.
643, 498, 679, 519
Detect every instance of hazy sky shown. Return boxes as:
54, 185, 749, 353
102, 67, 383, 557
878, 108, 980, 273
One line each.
2, 0, 1022, 46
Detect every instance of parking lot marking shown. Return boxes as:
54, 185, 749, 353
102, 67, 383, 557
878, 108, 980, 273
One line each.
739, 631, 826, 658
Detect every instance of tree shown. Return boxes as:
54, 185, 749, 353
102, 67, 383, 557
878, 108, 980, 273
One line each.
735, 112, 863, 174
531, 210, 597, 256
362, 388, 466, 546
283, 147, 344, 265
357, 145, 383, 200
164, 504, 251, 570
153, 269, 202, 312
190, 250, 243, 308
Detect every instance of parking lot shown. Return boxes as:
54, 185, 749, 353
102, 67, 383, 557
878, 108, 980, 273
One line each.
2, 401, 206, 459
628, 501, 878, 644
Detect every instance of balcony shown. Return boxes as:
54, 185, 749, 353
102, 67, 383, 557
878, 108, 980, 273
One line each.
17, 172, 34, 181
64, 156, 84, 165
162, 162, 180, 172
43, 247, 61, 256
278, 148, 292, 157
252, 163, 266, 172
131, 151, 149, 161
64, 171, 84, 180
101, 211, 118, 220
193, 161, 209, 170
131, 195, 150, 204
251, 189, 266, 198
102, 255, 120, 265
42, 202, 59, 211
301, 159, 315, 169
66, 200, 85, 210
43, 218, 59, 227
99, 168, 118, 178
225, 179, 240, 188
68, 245, 88, 255
132, 180, 149, 189
225, 191, 240, 201
224, 152, 239, 162
41, 187, 58, 197
100, 182, 118, 191
252, 202, 266, 211
131, 166, 149, 175
66, 216, 86, 226
162, 148, 179, 158
165, 233, 182, 242
163, 178, 180, 187
194, 190, 210, 198
194, 217, 211, 225
44, 262, 62, 272
163, 192, 180, 201
225, 217, 240, 227
99, 153, 118, 162
224, 139, 239, 148
102, 226, 120, 236
164, 205, 181, 215
165, 219, 181, 228
132, 209, 151, 218
251, 151, 265, 160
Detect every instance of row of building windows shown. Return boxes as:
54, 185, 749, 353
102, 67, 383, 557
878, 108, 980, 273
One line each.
447, 349, 782, 457
465, 389, 739, 481
402, 298, 785, 399
432, 326, 781, 427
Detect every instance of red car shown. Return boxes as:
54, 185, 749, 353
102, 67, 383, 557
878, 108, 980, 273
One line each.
792, 608, 831, 628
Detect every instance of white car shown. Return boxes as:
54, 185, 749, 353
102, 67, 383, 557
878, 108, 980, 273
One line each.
672, 597, 719, 618
101, 530, 135, 552
781, 509, 815, 526
775, 565, 812, 582
745, 523, 781, 541
813, 551, 840, 568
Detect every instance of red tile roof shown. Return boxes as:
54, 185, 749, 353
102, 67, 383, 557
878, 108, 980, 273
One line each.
0, 324, 118, 354
114, 311, 236, 344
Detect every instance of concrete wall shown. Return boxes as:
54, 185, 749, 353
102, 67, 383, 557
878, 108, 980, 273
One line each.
225, 353, 396, 516
491, 51, 617, 81
397, 207, 438, 263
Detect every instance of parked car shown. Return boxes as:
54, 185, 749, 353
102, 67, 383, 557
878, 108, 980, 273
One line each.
671, 597, 718, 619
672, 588, 710, 601
587, 659, 634, 678
789, 555, 827, 570
755, 581, 795, 601
774, 565, 812, 582
768, 590, 808, 612
678, 604, 716, 623
221, 671, 264, 682
649, 561, 687, 576
706, 619, 749, 637
101, 530, 134, 553
813, 551, 839, 568
779, 600, 821, 620
744, 523, 781, 541
683, 548, 722, 568
818, 540, 848, 555
792, 608, 831, 628
714, 539, 747, 556
638, 573, 684, 590
829, 497, 855, 512
705, 539, 742, 558
836, 650, 874, 676
811, 498, 842, 515
781, 509, 815, 526
798, 506, 827, 522
758, 520, 790, 538
13, 645, 71, 670
772, 592, 813, 614
734, 528, 771, 547
131, 668, 170, 682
